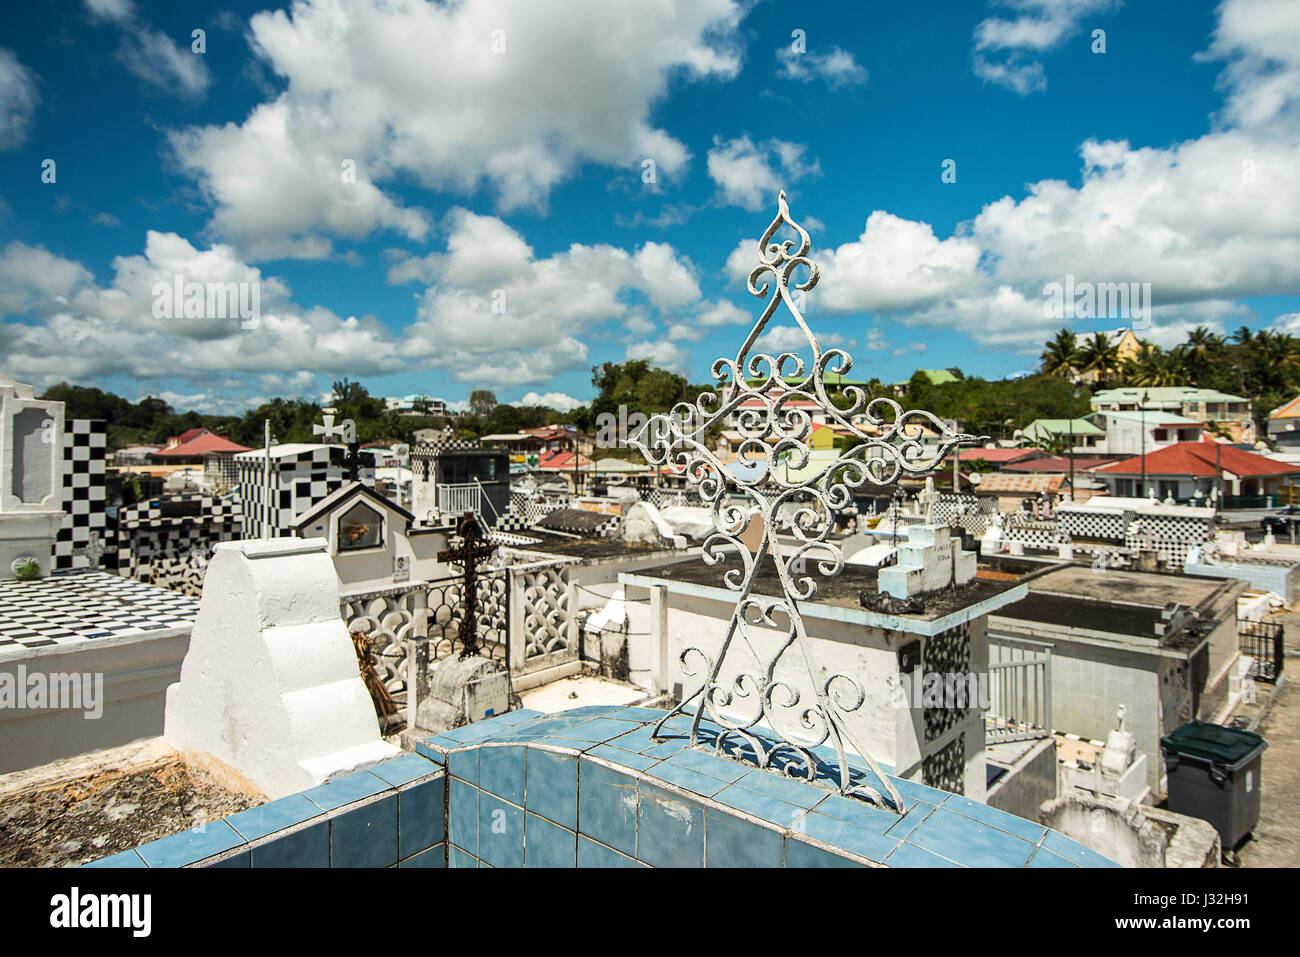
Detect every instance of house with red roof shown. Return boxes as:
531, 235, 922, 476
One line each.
1094, 441, 1300, 501
153, 428, 252, 491
956, 447, 1046, 466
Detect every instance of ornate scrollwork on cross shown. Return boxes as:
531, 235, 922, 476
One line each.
629, 191, 978, 812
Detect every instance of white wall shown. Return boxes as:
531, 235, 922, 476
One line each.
618, 579, 992, 798
0, 629, 190, 774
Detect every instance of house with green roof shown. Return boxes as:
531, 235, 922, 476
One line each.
1090, 386, 1253, 442
1022, 418, 1106, 452
741, 371, 871, 392
890, 368, 961, 396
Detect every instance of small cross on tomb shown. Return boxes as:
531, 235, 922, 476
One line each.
312, 414, 354, 445
74, 531, 106, 568
437, 512, 499, 659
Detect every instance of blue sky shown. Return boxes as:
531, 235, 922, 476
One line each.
1, 0, 1298, 414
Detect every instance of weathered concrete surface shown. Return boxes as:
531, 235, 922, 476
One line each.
1238, 678, 1300, 866
1234, 600, 1299, 867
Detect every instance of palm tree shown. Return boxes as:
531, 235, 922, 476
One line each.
1182, 326, 1223, 384
1040, 329, 1082, 378
1079, 332, 1122, 383
1121, 340, 1183, 387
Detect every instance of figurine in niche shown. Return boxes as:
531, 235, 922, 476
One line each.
342, 521, 372, 545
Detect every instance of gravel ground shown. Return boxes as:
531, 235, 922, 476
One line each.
0, 754, 263, 868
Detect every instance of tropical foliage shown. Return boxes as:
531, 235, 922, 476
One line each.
1037, 324, 1300, 433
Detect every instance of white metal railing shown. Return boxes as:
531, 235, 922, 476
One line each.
474, 477, 500, 525
437, 483, 481, 518
986, 638, 1053, 744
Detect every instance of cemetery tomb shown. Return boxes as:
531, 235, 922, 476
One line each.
84, 705, 1119, 869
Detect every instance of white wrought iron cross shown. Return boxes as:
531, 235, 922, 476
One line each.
629, 191, 979, 812
313, 414, 356, 445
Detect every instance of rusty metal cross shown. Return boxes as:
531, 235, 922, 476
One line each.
437, 512, 498, 659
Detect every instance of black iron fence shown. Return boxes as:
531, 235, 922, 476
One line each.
1238, 618, 1284, 683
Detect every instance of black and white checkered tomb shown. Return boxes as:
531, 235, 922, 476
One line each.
236, 444, 375, 538
52, 418, 108, 570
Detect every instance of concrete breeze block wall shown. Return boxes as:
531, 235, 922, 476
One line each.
84, 706, 1118, 869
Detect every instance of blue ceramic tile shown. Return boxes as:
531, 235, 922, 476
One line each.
641, 738, 691, 760
886, 775, 953, 807
525, 813, 576, 868
426, 725, 474, 743
811, 793, 903, 834
553, 705, 625, 718
586, 744, 659, 771
206, 852, 250, 868
577, 759, 638, 857
415, 732, 462, 761
508, 717, 585, 739
399, 777, 445, 859
705, 809, 782, 868
303, 771, 390, 812
784, 837, 866, 868
713, 783, 808, 828
637, 783, 704, 868
906, 808, 1035, 868
332, 794, 398, 868
578, 835, 635, 868
400, 845, 446, 868
662, 747, 750, 784
479, 745, 526, 805
885, 841, 962, 868
447, 748, 480, 785
649, 762, 730, 798
449, 845, 478, 868
451, 715, 539, 744
251, 821, 329, 868
943, 795, 1048, 844
448, 779, 479, 855
735, 769, 828, 808
225, 794, 322, 841
658, 712, 722, 736
793, 811, 900, 863
533, 736, 594, 752
370, 753, 441, 788
1028, 846, 1078, 868
477, 793, 524, 868
137, 820, 245, 868
82, 849, 147, 868
606, 725, 660, 752
488, 708, 545, 726
526, 748, 578, 829
1041, 830, 1122, 868
613, 706, 668, 721
563, 717, 644, 742
884, 801, 937, 841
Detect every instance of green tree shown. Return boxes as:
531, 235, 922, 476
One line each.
468, 390, 498, 417
1079, 332, 1121, 383
1040, 329, 1082, 378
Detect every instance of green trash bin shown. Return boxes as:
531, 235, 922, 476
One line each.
1161, 720, 1267, 852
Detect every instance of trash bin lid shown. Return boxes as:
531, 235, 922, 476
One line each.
1161, 720, 1266, 767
